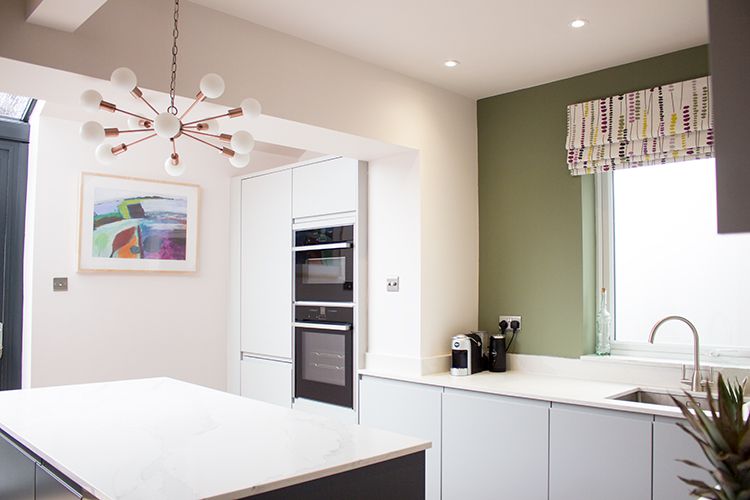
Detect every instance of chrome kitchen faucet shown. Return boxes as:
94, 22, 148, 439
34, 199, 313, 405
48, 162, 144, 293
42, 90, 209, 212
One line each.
648, 316, 707, 392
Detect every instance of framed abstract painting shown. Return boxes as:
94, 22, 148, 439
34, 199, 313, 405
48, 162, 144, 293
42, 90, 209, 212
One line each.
78, 173, 199, 272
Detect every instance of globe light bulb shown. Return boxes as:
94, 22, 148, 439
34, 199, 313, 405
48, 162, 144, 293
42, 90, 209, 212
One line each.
240, 98, 262, 119
80, 89, 103, 112
230, 152, 250, 168
230, 130, 255, 154
199, 73, 225, 99
164, 155, 186, 177
95, 143, 116, 164
154, 112, 181, 139
110, 67, 138, 91
80, 121, 105, 144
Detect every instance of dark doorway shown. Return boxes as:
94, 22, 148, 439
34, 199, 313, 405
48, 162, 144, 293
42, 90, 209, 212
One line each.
0, 113, 31, 391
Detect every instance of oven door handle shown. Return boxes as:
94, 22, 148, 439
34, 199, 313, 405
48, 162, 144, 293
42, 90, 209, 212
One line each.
293, 242, 352, 252
294, 322, 352, 331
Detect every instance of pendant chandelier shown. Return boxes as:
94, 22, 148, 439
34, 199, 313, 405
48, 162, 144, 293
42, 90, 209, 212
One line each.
79, 0, 260, 176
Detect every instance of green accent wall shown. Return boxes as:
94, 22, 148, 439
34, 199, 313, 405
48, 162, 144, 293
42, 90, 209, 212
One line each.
478, 45, 710, 358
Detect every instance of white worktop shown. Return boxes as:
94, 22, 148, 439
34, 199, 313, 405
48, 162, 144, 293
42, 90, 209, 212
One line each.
359, 368, 693, 418
0, 378, 429, 500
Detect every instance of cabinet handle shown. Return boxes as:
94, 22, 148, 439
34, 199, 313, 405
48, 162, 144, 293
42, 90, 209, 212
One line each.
294, 322, 351, 331
294, 242, 352, 251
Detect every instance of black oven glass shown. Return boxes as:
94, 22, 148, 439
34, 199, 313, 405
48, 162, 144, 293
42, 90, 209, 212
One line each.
295, 326, 353, 408
295, 225, 354, 303
294, 306, 354, 408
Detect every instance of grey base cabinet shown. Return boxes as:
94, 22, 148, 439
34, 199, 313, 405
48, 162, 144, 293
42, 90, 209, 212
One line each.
1, 432, 83, 499
359, 376, 443, 500
0, 432, 35, 499
653, 416, 712, 500
442, 389, 549, 500
549, 403, 652, 500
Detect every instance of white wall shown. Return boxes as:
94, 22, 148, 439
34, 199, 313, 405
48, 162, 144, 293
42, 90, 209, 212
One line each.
0, 0, 478, 377
24, 111, 230, 389
366, 152, 422, 368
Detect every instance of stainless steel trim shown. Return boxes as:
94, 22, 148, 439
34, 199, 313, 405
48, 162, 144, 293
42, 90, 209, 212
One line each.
37, 463, 84, 499
294, 322, 352, 331
241, 352, 292, 363
293, 242, 352, 252
294, 301, 355, 308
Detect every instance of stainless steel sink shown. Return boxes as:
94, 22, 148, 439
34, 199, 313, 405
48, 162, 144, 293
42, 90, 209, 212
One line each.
609, 389, 710, 409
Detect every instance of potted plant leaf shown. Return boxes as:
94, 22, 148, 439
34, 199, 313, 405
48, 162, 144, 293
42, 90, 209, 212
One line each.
672, 373, 750, 499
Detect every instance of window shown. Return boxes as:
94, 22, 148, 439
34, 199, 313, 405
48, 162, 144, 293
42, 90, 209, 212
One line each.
597, 159, 750, 361
0, 92, 35, 122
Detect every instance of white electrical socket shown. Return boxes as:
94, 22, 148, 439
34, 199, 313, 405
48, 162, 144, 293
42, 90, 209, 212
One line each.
387, 277, 400, 292
498, 315, 522, 332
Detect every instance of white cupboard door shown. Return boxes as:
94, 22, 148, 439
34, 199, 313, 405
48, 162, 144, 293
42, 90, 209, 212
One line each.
240, 171, 292, 359
359, 376, 442, 500
549, 403, 652, 500
653, 416, 712, 500
292, 158, 358, 218
240, 356, 292, 408
442, 389, 549, 500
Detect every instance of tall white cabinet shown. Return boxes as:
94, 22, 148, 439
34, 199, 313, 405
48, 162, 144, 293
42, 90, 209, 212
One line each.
236, 157, 367, 414
239, 169, 293, 408
292, 157, 360, 218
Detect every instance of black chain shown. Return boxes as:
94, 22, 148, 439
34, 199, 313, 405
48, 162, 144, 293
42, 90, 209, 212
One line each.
167, 0, 180, 115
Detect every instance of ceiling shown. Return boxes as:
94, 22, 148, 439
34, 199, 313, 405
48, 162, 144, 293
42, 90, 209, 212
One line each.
190, 0, 709, 99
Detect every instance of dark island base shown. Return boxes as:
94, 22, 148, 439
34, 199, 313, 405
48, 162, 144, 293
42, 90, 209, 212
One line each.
248, 451, 425, 500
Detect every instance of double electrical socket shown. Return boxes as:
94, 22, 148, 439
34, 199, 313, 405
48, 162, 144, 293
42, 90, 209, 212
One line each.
498, 315, 522, 332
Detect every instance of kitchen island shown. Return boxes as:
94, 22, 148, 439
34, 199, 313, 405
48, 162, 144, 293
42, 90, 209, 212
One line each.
0, 378, 429, 499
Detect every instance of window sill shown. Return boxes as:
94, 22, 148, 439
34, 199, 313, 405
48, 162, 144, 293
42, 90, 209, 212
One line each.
580, 353, 750, 371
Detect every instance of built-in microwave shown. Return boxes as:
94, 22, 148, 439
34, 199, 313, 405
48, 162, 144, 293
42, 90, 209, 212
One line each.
294, 225, 354, 304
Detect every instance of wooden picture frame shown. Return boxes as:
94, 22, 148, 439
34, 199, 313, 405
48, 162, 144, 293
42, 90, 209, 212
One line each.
78, 172, 200, 273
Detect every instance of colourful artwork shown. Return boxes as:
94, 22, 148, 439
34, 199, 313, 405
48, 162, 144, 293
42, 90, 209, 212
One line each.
79, 174, 199, 272
92, 190, 187, 260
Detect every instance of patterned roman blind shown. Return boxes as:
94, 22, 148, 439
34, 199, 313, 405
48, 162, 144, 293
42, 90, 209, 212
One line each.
565, 76, 713, 176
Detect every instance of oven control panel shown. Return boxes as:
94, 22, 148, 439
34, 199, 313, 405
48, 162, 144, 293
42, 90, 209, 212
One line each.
294, 305, 353, 323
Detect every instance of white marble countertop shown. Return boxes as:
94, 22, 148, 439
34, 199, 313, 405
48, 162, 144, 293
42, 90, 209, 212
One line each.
0, 378, 429, 500
358, 369, 695, 418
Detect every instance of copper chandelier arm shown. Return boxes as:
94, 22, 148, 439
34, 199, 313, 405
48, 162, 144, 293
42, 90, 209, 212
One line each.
115, 128, 154, 135
181, 131, 223, 151
113, 107, 156, 122
138, 95, 160, 116
123, 133, 158, 149
182, 107, 241, 127
187, 130, 232, 142
179, 92, 205, 121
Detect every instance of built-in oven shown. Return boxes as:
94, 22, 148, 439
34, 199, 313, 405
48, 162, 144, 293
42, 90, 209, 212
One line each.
293, 305, 353, 408
294, 225, 354, 304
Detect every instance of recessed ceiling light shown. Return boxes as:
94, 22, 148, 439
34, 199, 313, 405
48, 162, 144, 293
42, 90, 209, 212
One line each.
570, 19, 588, 28
444, 60, 460, 68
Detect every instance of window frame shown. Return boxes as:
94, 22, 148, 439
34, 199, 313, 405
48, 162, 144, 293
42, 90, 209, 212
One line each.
594, 165, 750, 364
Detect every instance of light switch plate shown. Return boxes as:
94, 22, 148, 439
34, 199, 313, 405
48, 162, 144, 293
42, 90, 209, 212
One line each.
53, 277, 68, 292
387, 277, 399, 292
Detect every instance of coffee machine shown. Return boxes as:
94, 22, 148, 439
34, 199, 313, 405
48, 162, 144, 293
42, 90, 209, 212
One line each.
450, 333, 483, 376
